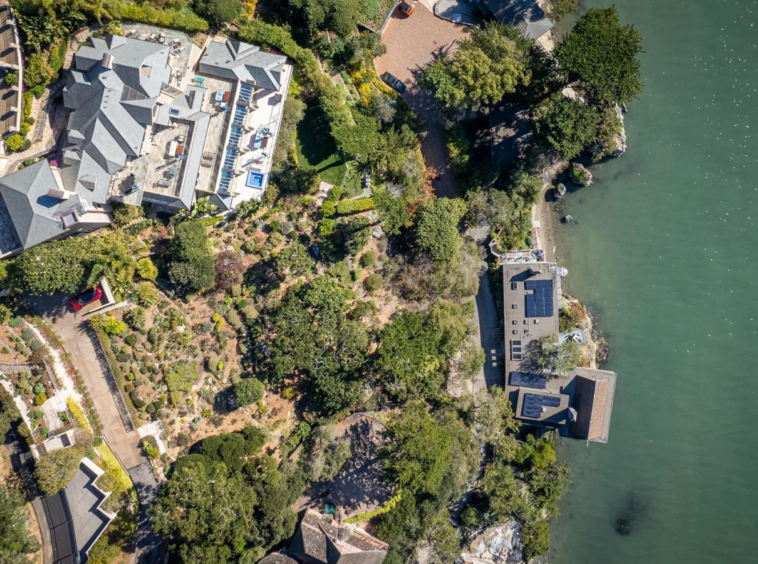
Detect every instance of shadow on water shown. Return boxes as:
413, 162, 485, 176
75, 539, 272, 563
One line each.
614, 491, 647, 536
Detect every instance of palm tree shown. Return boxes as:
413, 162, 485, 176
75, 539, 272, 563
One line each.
83, 0, 111, 25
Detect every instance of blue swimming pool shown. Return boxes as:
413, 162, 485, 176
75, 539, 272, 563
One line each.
246, 171, 265, 189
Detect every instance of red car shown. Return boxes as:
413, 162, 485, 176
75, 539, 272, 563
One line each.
70, 287, 102, 311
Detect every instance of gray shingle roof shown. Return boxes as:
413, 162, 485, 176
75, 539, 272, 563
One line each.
0, 161, 65, 249
481, 0, 553, 40
0, 191, 21, 256
198, 39, 287, 91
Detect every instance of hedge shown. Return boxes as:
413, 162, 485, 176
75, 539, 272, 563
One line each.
344, 491, 402, 524
96, 444, 133, 491
67, 397, 91, 433
50, 36, 69, 75
336, 198, 374, 215
106, 1, 209, 32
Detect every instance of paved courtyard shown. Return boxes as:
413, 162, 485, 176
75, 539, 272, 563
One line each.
375, 2, 470, 198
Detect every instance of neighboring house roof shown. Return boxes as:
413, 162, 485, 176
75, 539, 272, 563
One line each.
481, 0, 553, 40
198, 39, 287, 91
258, 554, 299, 564
569, 368, 617, 443
0, 160, 66, 249
289, 509, 389, 564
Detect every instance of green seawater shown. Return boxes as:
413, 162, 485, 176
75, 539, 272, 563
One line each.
551, 0, 758, 561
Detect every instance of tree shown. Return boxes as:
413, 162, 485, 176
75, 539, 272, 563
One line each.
83, 0, 112, 25
367, 91, 396, 123
331, 109, 381, 162
34, 447, 83, 495
0, 483, 40, 564
465, 189, 514, 232
547, 0, 578, 22
507, 171, 542, 208
342, 215, 371, 256
424, 511, 461, 564
215, 251, 245, 290
535, 337, 580, 376
275, 242, 313, 277
554, 7, 643, 106
475, 386, 521, 445
522, 518, 551, 560
363, 274, 382, 293
0, 387, 21, 441
480, 461, 526, 519
192, 0, 241, 26
534, 94, 601, 160
168, 220, 216, 293
420, 22, 531, 111
234, 378, 264, 406
13, 237, 95, 295
257, 276, 368, 414
415, 198, 467, 262
381, 402, 452, 496
374, 188, 411, 235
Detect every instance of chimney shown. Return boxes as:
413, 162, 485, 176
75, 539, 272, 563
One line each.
102, 53, 113, 69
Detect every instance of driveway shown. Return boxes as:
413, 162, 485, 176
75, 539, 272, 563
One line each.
25, 297, 165, 562
375, 2, 470, 198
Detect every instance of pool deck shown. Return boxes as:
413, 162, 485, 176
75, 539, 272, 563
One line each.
224, 64, 292, 205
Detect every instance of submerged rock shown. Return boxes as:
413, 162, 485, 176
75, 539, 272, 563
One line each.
569, 163, 593, 186
563, 215, 574, 223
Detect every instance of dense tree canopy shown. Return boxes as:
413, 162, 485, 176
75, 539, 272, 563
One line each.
414, 198, 467, 263
534, 94, 602, 160
256, 275, 368, 414
380, 402, 453, 496
0, 483, 40, 564
168, 220, 216, 294
420, 23, 531, 111
192, 0, 241, 26
288, 0, 364, 37
554, 7, 643, 106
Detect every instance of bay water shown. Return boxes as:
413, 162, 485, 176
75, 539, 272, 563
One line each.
551, 0, 758, 561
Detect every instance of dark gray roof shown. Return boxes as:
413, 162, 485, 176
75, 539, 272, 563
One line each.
0, 160, 66, 249
198, 39, 287, 91
481, 0, 553, 40
0, 191, 21, 256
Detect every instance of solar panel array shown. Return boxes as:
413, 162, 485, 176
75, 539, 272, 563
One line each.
522, 393, 561, 419
524, 279, 554, 317
509, 371, 547, 389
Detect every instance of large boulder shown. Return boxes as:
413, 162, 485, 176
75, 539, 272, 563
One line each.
554, 183, 567, 200
569, 163, 593, 187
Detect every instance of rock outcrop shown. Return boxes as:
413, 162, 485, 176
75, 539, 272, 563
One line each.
569, 163, 593, 186
457, 521, 524, 564
554, 183, 567, 200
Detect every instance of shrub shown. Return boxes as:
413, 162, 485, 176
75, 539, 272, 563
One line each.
336, 198, 374, 215
21, 329, 34, 342
268, 232, 285, 247
320, 201, 336, 217
134, 283, 159, 307
225, 309, 243, 330
242, 239, 258, 254
20, 139, 31, 152
4, 71, 16, 86
319, 219, 336, 236
233, 378, 264, 406
24, 54, 54, 89
125, 334, 137, 346
360, 251, 376, 267
363, 274, 383, 293
33, 393, 47, 405
5, 134, 23, 152
9, 316, 21, 328
0, 304, 11, 324
103, 317, 126, 336
29, 340, 42, 352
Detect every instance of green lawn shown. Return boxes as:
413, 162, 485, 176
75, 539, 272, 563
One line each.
295, 102, 346, 186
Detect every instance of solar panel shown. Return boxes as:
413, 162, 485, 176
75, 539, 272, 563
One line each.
509, 371, 547, 389
522, 393, 562, 418
524, 279, 554, 317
